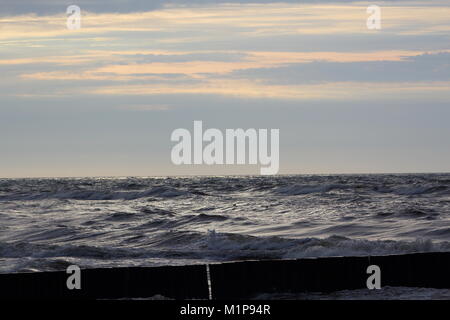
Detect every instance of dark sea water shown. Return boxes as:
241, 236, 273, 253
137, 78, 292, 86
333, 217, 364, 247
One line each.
0, 174, 449, 274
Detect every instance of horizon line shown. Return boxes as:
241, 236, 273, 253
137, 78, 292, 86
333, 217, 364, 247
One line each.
1, 171, 449, 179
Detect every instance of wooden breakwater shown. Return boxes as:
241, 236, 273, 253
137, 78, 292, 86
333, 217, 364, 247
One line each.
209, 252, 450, 299
0, 265, 208, 300
0, 252, 449, 300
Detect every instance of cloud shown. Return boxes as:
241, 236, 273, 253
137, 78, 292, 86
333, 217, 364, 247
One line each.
1, 1, 426, 16
228, 51, 450, 84
89, 80, 450, 101
2, 2, 450, 41
2, 1, 450, 101
116, 104, 171, 111
17, 49, 439, 80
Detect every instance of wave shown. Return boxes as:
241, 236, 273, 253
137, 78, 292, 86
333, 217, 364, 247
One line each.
2, 232, 450, 273
0, 186, 190, 201
273, 183, 448, 196
3, 231, 450, 261
0, 241, 157, 260
274, 184, 342, 195
393, 185, 448, 196
376, 206, 439, 220
104, 231, 450, 261
197, 232, 450, 260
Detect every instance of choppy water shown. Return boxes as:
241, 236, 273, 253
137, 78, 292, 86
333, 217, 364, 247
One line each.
0, 174, 449, 273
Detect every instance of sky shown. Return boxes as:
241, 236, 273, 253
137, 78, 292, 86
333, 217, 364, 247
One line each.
1, 0, 449, 177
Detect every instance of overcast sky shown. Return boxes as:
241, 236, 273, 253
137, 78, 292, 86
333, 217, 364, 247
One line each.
1, 0, 449, 177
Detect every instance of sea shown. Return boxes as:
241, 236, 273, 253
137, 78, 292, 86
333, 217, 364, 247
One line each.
1, 173, 449, 298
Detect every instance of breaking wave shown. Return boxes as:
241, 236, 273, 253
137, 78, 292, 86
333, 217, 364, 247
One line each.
1, 231, 450, 273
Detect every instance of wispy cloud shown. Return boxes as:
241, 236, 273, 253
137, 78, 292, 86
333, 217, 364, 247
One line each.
1, 1, 449, 100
